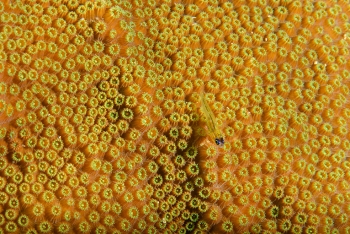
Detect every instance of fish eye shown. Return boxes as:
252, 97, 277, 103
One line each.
215, 138, 225, 146
218, 138, 224, 146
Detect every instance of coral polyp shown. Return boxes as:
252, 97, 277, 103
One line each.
0, 0, 349, 232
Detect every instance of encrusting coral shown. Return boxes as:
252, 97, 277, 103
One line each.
0, 0, 350, 233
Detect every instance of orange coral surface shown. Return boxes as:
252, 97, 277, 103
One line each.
0, 0, 350, 233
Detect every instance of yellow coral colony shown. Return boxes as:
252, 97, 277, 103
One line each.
0, 0, 349, 233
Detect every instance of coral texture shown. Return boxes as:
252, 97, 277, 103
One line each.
0, 0, 349, 233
